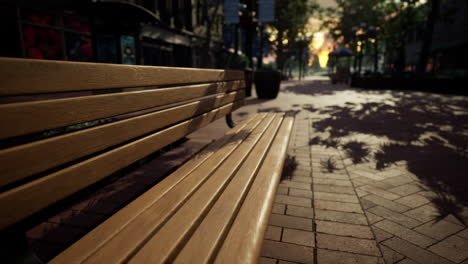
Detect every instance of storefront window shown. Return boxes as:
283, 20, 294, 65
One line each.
19, 9, 93, 62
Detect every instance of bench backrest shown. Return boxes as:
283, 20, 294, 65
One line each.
0, 57, 245, 230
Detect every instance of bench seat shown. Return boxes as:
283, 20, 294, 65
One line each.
50, 113, 293, 264
0, 58, 294, 263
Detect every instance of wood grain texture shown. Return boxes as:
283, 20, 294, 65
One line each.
0, 57, 244, 95
172, 114, 284, 264
0, 92, 244, 189
81, 114, 273, 264
0, 103, 245, 230
49, 113, 265, 264
128, 114, 278, 264
0, 81, 245, 140
214, 116, 294, 264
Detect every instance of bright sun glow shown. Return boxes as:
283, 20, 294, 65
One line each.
318, 49, 329, 68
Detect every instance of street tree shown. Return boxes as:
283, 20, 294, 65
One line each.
271, 0, 319, 73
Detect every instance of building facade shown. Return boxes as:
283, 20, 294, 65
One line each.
0, 0, 226, 68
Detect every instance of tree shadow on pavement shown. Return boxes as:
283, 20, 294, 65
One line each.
308, 91, 468, 224
342, 141, 371, 164
281, 155, 298, 181
282, 80, 349, 96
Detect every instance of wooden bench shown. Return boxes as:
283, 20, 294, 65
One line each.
0, 57, 294, 264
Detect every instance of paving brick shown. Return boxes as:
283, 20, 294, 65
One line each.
315, 209, 368, 225
416, 190, 438, 198
291, 176, 312, 183
362, 195, 410, 213
279, 180, 311, 190
404, 204, 438, 223
272, 203, 286, 214
368, 206, 421, 228
269, 214, 313, 231
317, 249, 382, 264
382, 237, 452, 264
286, 205, 314, 219
316, 220, 374, 239
291, 153, 309, 159
294, 157, 311, 164
313, 173, 349, 180
458, 228, 468, 239
361, 199, 378, 210
380, 176, 413, 187
372, 226, 393, 243
282, 228, 315, 247
374, 220, 436, 248
313, 184, 355, 195
289, 188, 313, 199
313, 178, 353, 187
388, 184, 422, 196
443, 214, 465, 227
261, 240, 314, 264
316, 233, 381, 256
277, 186, 289, 195
314, 200, 363, 214
380, 245, 404, 264
396, 258, 418, 264
358, 185, 401, 201
275, 194, 312, 208
378, 169, 405, 178
265, 225, 282, 241
260, 257, 278, 264
394, 194, 430, 208
314, 192, 359, 203
352, 177, 373, 187
296, 165, 312, 171
349, 169, 383, 181
356, 189, 369, 197
366, 211, 383, 224
428, 235, 468, 263
278, 261, 297, 264
414, 220, 464, 240
292, 169, 311, 177
367, 179, 398, 190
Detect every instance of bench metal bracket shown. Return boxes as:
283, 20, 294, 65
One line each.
225, 113, 236, 128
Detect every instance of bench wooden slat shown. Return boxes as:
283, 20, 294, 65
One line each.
81, 114, 274, 264
154, 114, 284, 264
0, 81, 244, 140
0, 103, 243, 230
0, 57, 244, 95
49, 113, 264, 264
128, 114, 282, 263
0, 92, 244, 189
215, 116, 294, 264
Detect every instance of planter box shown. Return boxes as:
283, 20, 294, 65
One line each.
254, 71, 281, 99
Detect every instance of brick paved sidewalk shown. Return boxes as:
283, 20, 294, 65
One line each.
260, 111, 384, 264
233, 78, 468, 264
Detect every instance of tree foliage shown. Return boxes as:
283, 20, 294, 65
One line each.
324, 0, 429, 71
271, 0, 319, 71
